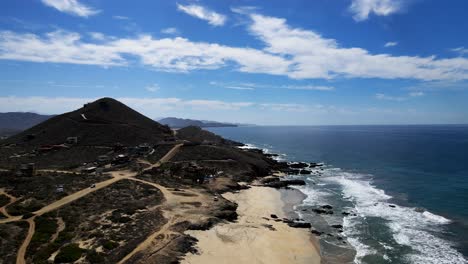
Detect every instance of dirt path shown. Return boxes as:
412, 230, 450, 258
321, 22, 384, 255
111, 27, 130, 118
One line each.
33, 170, 135, 216
16, 217, 36, 264
0, 189, 17, 218
8, 144, 183, 264
117, 216, 177, 264
50, 217, 65, 243
145, 144, 182, 171
117, 176, 207, 264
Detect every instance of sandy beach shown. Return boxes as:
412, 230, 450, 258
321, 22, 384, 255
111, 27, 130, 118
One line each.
182, 186, 321, 264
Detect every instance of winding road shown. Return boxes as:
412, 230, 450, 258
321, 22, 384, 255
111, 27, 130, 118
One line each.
0, 143, 184, 264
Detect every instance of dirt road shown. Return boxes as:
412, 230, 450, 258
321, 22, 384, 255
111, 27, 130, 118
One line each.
8, 143, 182, 264
16, 217, 35, 264
33, 170, 135, 216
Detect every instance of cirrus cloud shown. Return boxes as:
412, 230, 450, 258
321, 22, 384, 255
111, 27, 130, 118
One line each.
176, 4, 226, 26
349, 0, 404, 21
1, 12, 468, 81
41, 0, 100, 17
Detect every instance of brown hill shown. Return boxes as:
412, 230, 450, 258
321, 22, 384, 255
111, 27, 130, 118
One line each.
3, 97, 172, 147
176, 126, 241, 146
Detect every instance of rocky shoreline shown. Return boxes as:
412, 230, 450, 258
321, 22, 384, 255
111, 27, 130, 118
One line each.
236, 145, 356, 264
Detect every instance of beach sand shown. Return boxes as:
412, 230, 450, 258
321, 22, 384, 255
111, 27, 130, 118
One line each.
182, 186, 321, 264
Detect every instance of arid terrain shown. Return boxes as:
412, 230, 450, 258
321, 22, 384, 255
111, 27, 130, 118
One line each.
0, 98, 292, 264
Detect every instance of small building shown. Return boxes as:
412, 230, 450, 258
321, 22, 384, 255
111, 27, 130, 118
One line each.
82, 166, 97, 174
112, 154, 130, 165
56, 184, 64, 193
66, 137, 78, 145
137, 143, 151, 155
97, 155, 110, 164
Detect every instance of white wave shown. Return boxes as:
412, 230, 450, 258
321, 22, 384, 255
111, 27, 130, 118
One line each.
238, 143, 258, 149
323, 169, 467, 264
294, 185, 331, 206
422, 211, 451, 224
343, 216, 378, 264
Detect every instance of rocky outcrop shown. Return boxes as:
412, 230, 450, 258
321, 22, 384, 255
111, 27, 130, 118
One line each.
264, 179, 306, 188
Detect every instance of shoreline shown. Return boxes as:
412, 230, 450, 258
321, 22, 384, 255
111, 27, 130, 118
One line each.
182, 185, 321, 264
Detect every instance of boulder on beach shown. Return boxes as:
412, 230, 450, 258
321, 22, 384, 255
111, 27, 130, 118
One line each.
288, 162, 309, 169
287, 222, 312, 228
264, 179, 306, 188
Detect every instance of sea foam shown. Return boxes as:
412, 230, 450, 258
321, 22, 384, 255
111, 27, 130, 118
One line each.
322, 169, 467, 264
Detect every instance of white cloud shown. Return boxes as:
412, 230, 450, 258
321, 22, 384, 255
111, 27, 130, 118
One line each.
2, 13, 468, 81
0, 30, 288, 74
282, 85, 334, 91
376, 91, 425, 101
161, 27, 180, 35
177, 4, 226, 26
452, 47, 468, 56
145, 84, 159, 92
88, 32, 105, 41
225, 86, 254, 90
384, 41, 398, 47
41, 0, 100, 17
376, 93, 406, 101
246, 13, 468, 80
0, 96, 254, 114
113, 15, 129, 20
211, 81, 334, 91
349, 0, 403, 21
409, 91, 424, 97
259, 103, 309, 112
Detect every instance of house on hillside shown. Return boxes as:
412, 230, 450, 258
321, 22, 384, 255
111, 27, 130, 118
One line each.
66, 137, 78, 144
112, 154, 130, 165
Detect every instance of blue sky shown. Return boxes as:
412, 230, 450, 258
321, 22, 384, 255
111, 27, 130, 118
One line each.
0, 0, 467, 125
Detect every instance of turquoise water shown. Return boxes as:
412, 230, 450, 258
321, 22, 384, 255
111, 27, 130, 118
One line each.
208, 125, 468, 264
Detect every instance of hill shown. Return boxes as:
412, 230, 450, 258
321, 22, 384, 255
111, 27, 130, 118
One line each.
3, 97, 172, 147
159, 117, 238, 128
176, 125, 241, 145
0, 112, 52, 131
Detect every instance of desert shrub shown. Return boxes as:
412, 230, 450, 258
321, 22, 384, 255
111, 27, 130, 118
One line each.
32, 216, 58, 243
0, 194, 10, 207
54, 243, 84, 263
86, 250, 105, 263
102, 240, 119, 250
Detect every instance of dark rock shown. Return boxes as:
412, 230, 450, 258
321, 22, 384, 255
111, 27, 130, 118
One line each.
262, 224, 276, 231
309, 162, 322, 168
214, 210, 238, 221
342, 212, 350, 216
389, 204, 396, 208
261, 177, 280, 184
312, 208, 334, 215
299, 170, 311, 175
288, 222, 312, 228
270, 214, 278, 219
188, 218, 218, 230
331, 224, 343, 229
321, 205, 333, 210
289, 162, 309, 169
311, 230, 323, 236
265, 179, 306, 188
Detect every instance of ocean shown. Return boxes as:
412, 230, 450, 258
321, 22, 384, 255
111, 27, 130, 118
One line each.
207, 125, 468, 264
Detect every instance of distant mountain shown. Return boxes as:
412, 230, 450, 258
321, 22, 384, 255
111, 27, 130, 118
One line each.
159, 117, 238, 128
0, 112, 53, 131
4, 98, 173, 146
